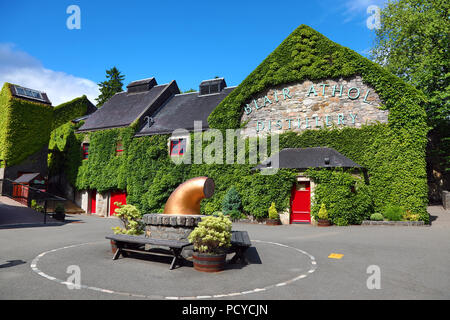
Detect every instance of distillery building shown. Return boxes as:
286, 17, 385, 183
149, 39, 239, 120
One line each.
20, 25, 429, 225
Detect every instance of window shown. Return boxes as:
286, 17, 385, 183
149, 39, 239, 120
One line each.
13, 85, 45, 102
170, 139, 186, 156
82, 143, 89, 160
116, 140, 124, 156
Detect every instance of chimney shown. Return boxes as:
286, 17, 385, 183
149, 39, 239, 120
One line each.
199, 78, 227, 96
127, 78, 157, 94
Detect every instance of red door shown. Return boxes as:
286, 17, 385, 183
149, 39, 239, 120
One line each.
290, 182, 311, 223
110, 191, 127, 216
90, 190, 97, 214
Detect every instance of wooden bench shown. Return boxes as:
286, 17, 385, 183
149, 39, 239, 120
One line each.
229, 231, 252, 264
106, 230, 252, 269
106, 234, 191, 270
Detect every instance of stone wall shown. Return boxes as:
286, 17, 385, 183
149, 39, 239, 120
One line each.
96, 192, 109, 217
240, 76, 388, 137
1, 145, 49, 182
142, 214, 204, 258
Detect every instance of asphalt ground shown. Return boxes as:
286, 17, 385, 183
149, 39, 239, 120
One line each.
0, 205, 449, 300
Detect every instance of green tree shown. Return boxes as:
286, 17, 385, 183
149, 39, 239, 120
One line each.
222, 186, 242, 215
371, 0, 449, 127
95, 67, 125, 107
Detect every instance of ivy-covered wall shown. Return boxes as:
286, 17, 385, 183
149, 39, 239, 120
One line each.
0, 83, 54, 167
52, 95, 94, 130
57, 25, 429, 224
206, 25, 429, 222
0, 82, 96, 169
65, 127, 298, 218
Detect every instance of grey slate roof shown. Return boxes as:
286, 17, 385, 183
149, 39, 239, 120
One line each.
135, 87, 235, 136
77, 81, 180, 132
254, 147, 362, 170
14, 173, 42, 183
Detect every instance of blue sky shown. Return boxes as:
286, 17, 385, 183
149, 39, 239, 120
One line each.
0, 0, 386, 105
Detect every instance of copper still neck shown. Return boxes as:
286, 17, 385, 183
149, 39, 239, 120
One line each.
163, 176, 215, 215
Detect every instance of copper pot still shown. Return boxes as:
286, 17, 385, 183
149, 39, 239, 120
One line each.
163, 177, 215, 215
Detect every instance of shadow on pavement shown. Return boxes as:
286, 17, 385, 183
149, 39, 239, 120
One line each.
0, 260, 27, 269
0, 201, 83, 229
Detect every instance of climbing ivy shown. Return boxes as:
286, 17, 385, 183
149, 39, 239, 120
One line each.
0, 83, 54, 167
61, 25, 429, 223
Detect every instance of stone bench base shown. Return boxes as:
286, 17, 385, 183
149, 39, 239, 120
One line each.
141, 214, 206, 258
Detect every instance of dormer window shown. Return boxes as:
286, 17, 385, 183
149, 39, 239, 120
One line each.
82, 143, 89, 160
170, 139, 186, 156
199, 78, 226, 96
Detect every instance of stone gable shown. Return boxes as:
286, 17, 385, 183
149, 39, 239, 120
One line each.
240, 76, 388, 137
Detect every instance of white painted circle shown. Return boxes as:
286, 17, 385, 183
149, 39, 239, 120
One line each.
30, 240, 317, 299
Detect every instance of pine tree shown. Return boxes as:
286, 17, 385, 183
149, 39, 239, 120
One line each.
95, 67, 125, 107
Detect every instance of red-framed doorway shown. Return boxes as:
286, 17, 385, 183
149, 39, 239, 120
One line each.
290, 181, 311, 224
90, 190, 97, 214
110, 191, 127, 216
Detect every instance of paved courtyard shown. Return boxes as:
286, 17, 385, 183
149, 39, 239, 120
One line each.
0, 202, 449, 300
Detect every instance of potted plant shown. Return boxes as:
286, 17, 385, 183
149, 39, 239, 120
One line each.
188, 213, 232, 272
266, 202, 280, 225
53, 203, 66, 221
317, 203, 331, 227
110, 202, 144, 253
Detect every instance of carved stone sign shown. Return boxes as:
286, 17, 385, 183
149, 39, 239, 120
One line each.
240, 76, 388, 136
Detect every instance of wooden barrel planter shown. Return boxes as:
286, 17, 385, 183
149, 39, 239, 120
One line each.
266, 218, 280, 226
110, 240, 118, 254
317, 219, 331, 227
192, 252, 227, 272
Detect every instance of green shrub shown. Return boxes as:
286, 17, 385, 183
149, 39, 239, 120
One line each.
268, 202, 278, 219
308, 169, 373, 225
318, 203, 328, 220
31, 200, 44, 213
402, 211, 420, 221
384, 205, 405, 221
54, 203, 65, 214
370, 213, 384, 221
188, 213, 232, 254
222, 186, 242, 215
335, 217, 349, 226
112, 202, 144, 235
229, 209, 245, 221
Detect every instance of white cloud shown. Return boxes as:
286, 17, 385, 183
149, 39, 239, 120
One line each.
345, 0, 385, 13
0, 43, 99, 106
342, 0, 386, 24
